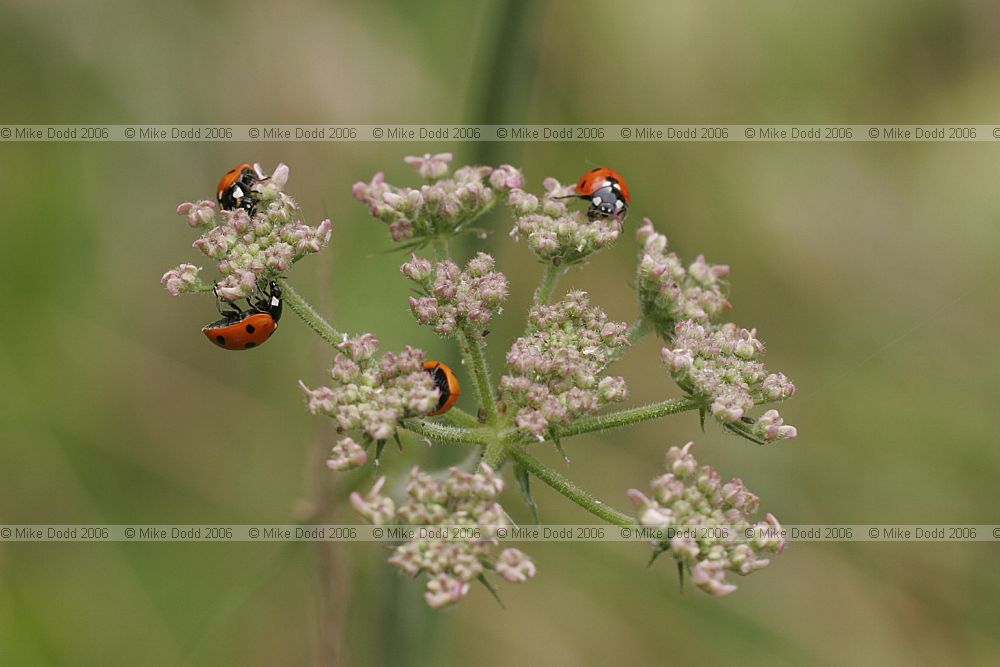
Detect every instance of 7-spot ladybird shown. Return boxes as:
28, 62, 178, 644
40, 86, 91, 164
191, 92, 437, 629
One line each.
423, 360, 461, 416
203, 281, 283, 351
573, 166, 630, 220
217, 163, 260, 213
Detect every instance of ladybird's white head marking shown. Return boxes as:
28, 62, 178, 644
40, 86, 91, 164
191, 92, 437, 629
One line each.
592, 196, 603, 205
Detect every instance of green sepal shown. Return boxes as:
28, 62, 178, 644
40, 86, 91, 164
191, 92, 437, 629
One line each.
477, 573, 506, 610
551, 432, 570, 463
513, 462, 540, 524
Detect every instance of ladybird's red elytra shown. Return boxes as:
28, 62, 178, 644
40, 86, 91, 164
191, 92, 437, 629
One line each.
217, 163, 259, 213
423, 360, 461, 416
203, 281, 283, 351
574, 166, 630, 220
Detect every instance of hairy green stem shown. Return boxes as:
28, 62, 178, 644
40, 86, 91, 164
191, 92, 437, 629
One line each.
436, 408, 482, 429
482, 438, 507, 467
509, 449, 635, 526
280, 280, 344, 347
533, 263, 565, 305
551, 397, 700, 440
401, 418, 488, 446
457, 327, 499, 426
432, 237, 451, 262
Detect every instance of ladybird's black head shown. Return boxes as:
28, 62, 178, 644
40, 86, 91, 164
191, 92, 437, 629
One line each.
586, 184, 628, 221
266, 281, 283, 322
218, 168, 261, 214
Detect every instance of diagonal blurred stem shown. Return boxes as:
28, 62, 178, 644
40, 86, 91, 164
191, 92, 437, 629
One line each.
508, 448, 636, 527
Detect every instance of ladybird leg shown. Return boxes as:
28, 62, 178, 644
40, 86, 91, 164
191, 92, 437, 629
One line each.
213, 282, 246, 316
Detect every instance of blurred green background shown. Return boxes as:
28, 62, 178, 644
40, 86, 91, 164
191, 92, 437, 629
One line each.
2, 0, 1000, 665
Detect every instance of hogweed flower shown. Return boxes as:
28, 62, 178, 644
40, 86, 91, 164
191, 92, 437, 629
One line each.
326, 436, 368, 471
627, 442, 784, 596
636, 218, 730, 338
661, 321, 797, 440
163, 163, 332, 300
299, 334, 439, 443
353, 155, 523, 243
509, 177, 622, 264
501, 291, 629, 439
160, 263, 206, 296
351, 465, 536, 608
403, 252, 508, 335
162, 155, 799, 611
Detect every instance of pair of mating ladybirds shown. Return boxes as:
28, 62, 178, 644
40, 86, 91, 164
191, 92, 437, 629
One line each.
201, 163, 281, 351
202, 164, 462, 416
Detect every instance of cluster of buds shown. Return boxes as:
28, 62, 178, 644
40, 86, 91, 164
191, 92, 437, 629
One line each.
402, 252, 508, 335
325, 436, 368, 471
627, 442, 784, 596
501, 291, 629, 439
508, 178, 622, 264
661, 321, 797, 440
352, 153, 523, 243
299, 334, 439, 443
162, 164, 332, 301
635, 218, 730, 338
351, 466, 536, 608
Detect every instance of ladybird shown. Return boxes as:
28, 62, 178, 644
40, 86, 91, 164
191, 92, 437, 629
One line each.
217, 163, 259, 213
203, 281, 283, 351
423, 360, 461, 416
574, 166, 630, 220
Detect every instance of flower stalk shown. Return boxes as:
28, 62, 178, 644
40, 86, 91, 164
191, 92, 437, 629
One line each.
508, 448, 636, 527
280, 280, 344, 347
533, 263, 565, 305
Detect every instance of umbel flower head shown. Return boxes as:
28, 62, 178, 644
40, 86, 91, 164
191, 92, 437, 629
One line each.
627, 442, 785, 596
161, 163, 332, 301
661, 321, 797, 441
501, 291, 629, 439
352, 154, 523, 244
351, 465, 536, 608
509, 177, 622, 265
402, 252, 508, 335
299, 334, 439, 443
636, 218, 730, 338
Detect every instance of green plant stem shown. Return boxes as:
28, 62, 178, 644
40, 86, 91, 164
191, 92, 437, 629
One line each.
509, 449, 635, 526
280, 280, 344, 347
436, 408, 482, 429
401, 418, 488, 446
432, 237, 450, 262
551, 397, 700, 440
457, 327, 499, 426
533, 263, 565, 305
482, 438, 507, 468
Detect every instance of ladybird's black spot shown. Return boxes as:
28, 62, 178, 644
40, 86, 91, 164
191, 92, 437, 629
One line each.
216, 335, 226, 345
245, 342, 256, 349
245, 323, 256, 334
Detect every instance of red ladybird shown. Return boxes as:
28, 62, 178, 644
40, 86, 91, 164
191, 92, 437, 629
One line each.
423, 360, 461, 416
203, 281, 283, 351
574, 166, 630, 220
217, 163, 259, 213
